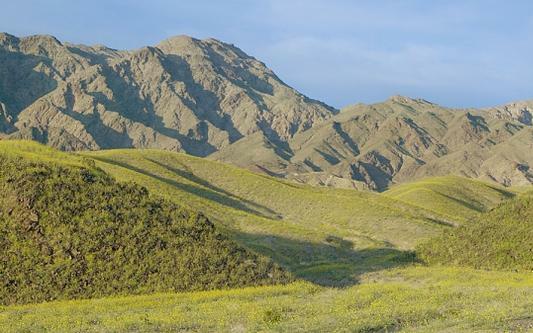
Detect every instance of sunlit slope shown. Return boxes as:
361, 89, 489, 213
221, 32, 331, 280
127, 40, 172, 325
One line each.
81, 148, 443, 285
384, 176, 515, 224
0, 141, 520, 286
0, 140, 86, 167
418, 191, 533, 271
2, 266, 532, 333
0, 141, 431, 285
84, 148, 449, 242
1, 141, 531, 333
0, 142, 289, 305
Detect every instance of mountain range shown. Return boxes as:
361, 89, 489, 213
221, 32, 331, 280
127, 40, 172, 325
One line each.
219, 96, 533, 190
1, 32, 532, 190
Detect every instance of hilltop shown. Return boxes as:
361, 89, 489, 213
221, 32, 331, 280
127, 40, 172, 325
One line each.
383, 175, 515, 224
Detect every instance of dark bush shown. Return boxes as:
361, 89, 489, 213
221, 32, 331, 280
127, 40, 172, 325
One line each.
0, 156, 291, 305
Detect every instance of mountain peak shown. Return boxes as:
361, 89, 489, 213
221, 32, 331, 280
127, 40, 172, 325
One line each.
0, 32, 22, 50
489, 100, 533, 126
162, 34, 199, 43
135, 45, 164, 56
156, 35, 202, 53
0, 32, 18, 43
20, 34, 63, 46
0, 32, 335, 155
388, 95, 435, 106
156, 35, 251, 60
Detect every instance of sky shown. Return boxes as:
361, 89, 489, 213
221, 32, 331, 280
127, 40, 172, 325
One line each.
1, 0, 533, 109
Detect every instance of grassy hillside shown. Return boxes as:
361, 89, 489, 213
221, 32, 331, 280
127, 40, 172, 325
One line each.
1, 266, 532, 332
0, 141, 531, 332
384, 176, 515, 224
81, 148, 446, 286
0, 141, 518, 287
82, 148, 519, 285
0, 140, 87, 167
0, 148, 289, 305
417, 191, 533, 271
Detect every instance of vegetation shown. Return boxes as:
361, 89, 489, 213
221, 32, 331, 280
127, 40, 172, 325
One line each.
0, 141, 516, 287
81, 148, 448, 286
0, 266, 531, 332
0, 141, 531, 332
384, 176, 515, 224
417, 191, 533, 271
80, 147, 521, 284
0, 153, 289, 305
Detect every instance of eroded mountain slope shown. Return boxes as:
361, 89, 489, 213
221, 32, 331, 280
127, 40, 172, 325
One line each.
0, 33, 335, 155
215, 96, 533, 190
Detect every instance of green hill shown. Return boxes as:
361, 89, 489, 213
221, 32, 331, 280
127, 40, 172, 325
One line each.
80, 148, 445, 286
0, 148, 289, 305
417, 192, 533, 271
384, 176, 515, 224
79, 146, 516, 285
0, 141, 531, 332
0, 141, 518, 287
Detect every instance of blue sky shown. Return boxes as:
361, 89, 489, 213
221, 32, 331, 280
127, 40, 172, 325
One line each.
2, 0, 533, 108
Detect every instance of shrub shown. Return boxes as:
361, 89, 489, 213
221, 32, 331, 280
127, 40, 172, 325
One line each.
0, 156, 291, 305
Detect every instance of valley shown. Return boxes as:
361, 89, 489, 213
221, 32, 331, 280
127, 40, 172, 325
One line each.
0, 140, 531, 332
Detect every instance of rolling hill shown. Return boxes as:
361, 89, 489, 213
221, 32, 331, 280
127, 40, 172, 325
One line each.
0, 141, 521, 287
0, 140, 517, 285
0, 141, 531, 332
0, 142, 289, 305
418, 191, 533, 271
384, 175, 515, 224
0, 22, 531, 332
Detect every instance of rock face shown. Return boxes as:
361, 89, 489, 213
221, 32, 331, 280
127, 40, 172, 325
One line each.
214, 95, 533, 190
0, 33, 336, 155
1, 32, 532, 190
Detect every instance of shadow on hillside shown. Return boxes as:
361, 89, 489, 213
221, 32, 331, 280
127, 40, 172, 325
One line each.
62, 89, 134, 149
0, 49, 59, 117
84, 61, 220, 156
144, 157, 281, 219
438, 192, 487, 213
90, 155, 281, 219
486, 185, 516, 199
231, 231, 417, 287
